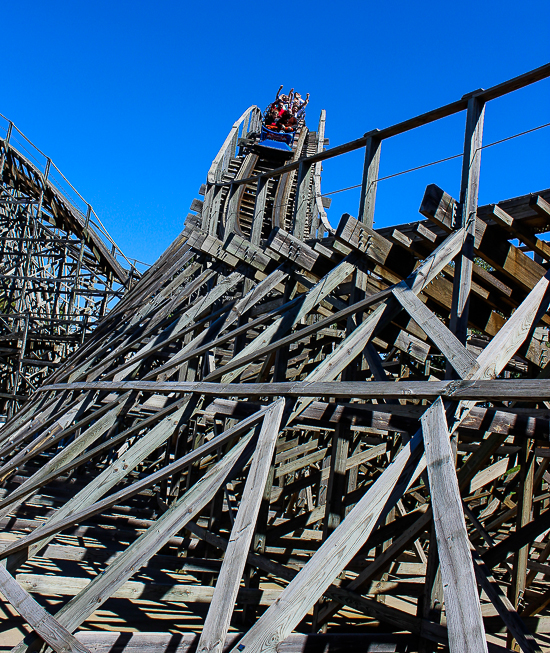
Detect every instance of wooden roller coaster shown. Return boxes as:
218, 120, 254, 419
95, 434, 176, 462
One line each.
0, 115, 137, 419
1, 64, 550, 653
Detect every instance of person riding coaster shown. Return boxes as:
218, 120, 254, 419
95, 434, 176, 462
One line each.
263, 86, 308, 133
256, 86, 309, 157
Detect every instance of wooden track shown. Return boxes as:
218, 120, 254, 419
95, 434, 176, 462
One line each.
1, 66, 550, 653
0, 116, 135, 417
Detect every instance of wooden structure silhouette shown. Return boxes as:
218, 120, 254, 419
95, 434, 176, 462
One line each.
1, 65, 550, 653
0, 115, 135, 418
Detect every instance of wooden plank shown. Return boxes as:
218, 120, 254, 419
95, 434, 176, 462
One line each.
37, 378, 550, 401
421, 397, 487, 653
266, 227, 319, 271
471, 549, 541, 653
421, 184, 548, 294
358, 133, 382, 228
74, 632, 410, 653
197, 399, 284, 653
250, 176, 269, 246
392, 281, 479, 378
292, 160, 314, 240
216, 255, 358, 383
147, 264, 291, 381
227, 423, 427, 652
335, 213, 392, 265
469, 456, 509, 493
111, 268, 244, 381
0, 565, 91, 653
0, 392, 133, 520
224, 153, 259, 238
449, 95, 485, 346
0, 405, 272, 561
317, 506, 431, 625
10, 431, 256, 652
488, 204, 550, 260
312, 110, 333, 237
223, 232, 272, 272
17, 573, 282, 606
529, 194, 550, 222
473, 268, 550, 380
5, 402, 190, 571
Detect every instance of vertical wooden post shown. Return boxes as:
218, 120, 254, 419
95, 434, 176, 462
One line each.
322, 423, 351, 537
358, 130, 381, 228
508, 439, 535, 649
68, 203, 91, 319
0, 121, 13, 179
422, 397, 488, 653
292, 160, 313, 240
448, 93, 485, 351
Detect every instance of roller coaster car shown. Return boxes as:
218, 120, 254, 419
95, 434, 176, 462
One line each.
256, 125, 296, 159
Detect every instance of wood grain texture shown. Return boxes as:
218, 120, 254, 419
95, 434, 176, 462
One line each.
421, 398, 488, 653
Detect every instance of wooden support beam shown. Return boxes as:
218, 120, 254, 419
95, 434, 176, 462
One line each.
358, 132, 382, 228
421, 397, 488, 653
10, 430, 257, 653
197, 399, 284, 653
448, 95, 485, 353
0, 565, 91, 653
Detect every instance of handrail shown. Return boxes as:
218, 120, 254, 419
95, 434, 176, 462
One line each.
207, 105, 262, 184
313, 110, 333, 235
0, 112, 145, 275
213, 62, 550, 190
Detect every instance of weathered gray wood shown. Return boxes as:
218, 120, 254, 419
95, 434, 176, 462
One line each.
421, 397, 487, 653
224, 153, 259, 239
197, 399, 284, 653
148, 264, 290, 381
0, 405, 272, 560
0, 392, 133, 519
471, 549, 541, 653
36, 377, 550, 401
267, 227, 320, 271
317, 506, 431, 624
292, 160, 314, 240
392, 281, 479, 378
311, 110, 333, 237
217, 255, 359, 383
112, 268, 244, 381
17, 573, 282, 605
448, 95, 485, 349
250, 176, 269, 246
227, 425, 427, 653
6, 402, 190, 572
0, 565, 91, 653
335, 213, 392, 265
11, 430, 256, 652
358, 132, 382, 228
473, 268, 550, 380
74, 632, 408, 653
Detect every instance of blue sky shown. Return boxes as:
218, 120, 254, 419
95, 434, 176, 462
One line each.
2, 1, 549, 268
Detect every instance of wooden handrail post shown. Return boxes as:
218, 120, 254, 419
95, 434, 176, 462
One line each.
448, 94, 485, 349
358, 130, 381, 228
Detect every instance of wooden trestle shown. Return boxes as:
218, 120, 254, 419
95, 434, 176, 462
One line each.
0, 116, 134, 418
1, 66, 550, 653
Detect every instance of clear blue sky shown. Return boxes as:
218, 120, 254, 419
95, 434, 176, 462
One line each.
2, 1, 549, 268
